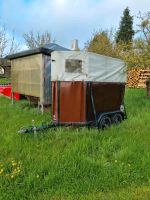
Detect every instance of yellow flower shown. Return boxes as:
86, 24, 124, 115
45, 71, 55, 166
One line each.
0, 169, 4, 174
115, 160, 118, 163
36, 175, 39, 178
11, 175, 14, 179
12, 162, 17, 166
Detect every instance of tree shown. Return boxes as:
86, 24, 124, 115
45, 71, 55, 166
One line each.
116, 7, 134, 43
137, 11, 150, 44
23, 31, 54, 49
85, 29, 126, 58
0, 26, 19, 57
85, 30, 114, 57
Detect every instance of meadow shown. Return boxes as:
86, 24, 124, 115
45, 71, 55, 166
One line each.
0, 88, 150, 200
0, 78, 11, 84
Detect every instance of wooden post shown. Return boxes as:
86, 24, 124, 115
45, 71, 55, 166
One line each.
11, 92, 14, 105
41, 103, 44, 114
39, 54, 44, 114
146, 79, 150, 98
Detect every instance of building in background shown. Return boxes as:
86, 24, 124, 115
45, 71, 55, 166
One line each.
6, 43, 69, 111
0, 58, 11, 78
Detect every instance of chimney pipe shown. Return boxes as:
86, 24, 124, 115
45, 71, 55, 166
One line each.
71, 39, 79, 50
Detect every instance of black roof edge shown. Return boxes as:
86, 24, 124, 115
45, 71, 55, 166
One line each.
6, 47, 53, 60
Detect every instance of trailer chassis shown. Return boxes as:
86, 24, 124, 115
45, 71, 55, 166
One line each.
18, 108, 127, 134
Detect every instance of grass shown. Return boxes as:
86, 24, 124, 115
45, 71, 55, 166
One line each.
0, 78, 11, 84
0, 88, 150, 200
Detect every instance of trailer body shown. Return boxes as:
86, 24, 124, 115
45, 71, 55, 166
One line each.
51, 51, 127, 127
52, 81, 125, 124
6, 44, 69, 107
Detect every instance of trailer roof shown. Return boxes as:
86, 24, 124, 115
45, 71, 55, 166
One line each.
51, 51, 127, 83
6, 43, 70, 60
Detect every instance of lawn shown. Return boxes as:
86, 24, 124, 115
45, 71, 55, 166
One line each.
0, 89, 150, 200
0, 78, 11, 85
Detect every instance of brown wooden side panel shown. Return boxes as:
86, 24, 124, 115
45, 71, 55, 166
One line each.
87, 83, 125, 121
52, 81, 125, 123
59, 82, 86, 123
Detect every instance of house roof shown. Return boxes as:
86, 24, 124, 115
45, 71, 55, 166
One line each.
6, 43, 70, 60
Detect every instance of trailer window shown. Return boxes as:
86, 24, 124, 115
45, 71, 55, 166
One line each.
65, 59, 82, 73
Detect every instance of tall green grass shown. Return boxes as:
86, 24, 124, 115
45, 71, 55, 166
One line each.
0, 89, 150, 200
0, 78, 11, 84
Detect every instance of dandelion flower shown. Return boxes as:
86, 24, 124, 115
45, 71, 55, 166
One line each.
36, 175, 39, 178
115, 160, 118, 163
0, 163, 3, 167
0, 169, 4, 174
12, 162, 17, 166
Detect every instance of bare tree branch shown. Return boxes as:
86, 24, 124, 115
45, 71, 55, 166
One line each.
0, 26, 20, 57
137, 11, 150, 44
0, 26, 8, 57
8, 31, 20, 55
23, 30, 53, 49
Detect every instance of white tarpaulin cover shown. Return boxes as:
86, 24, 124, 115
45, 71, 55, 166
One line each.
51, 51, 127, 83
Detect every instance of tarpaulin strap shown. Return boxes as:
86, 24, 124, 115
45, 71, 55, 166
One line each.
90, 83, 98, 127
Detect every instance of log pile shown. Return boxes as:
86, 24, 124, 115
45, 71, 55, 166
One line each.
127, 68, 150, 88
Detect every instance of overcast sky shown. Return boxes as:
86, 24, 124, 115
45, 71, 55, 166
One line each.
0, 0, 149, 49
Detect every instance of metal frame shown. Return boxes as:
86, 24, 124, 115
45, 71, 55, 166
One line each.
18, 109, 127, 134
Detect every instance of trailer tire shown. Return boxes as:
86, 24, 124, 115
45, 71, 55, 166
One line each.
112, 113, 123, 125
98, 116, 111, 130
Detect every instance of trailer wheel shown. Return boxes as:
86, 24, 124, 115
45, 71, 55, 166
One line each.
112, 113, 123, 125
98, 116, 111, 130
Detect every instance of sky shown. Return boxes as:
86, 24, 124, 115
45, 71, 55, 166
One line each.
0, 0, 149, 50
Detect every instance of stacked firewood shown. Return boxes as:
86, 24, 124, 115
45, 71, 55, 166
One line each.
127, 68, 141, 88
127, 68, 150, 88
